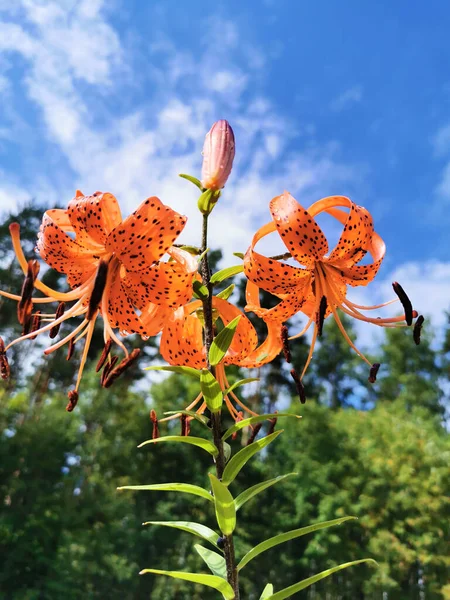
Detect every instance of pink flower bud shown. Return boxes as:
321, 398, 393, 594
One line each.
201, 120, 235, 190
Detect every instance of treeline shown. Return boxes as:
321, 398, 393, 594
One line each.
0, 205, 449, 599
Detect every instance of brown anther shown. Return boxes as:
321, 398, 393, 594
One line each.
0, 337, 10, 380
180, 414, 190, 436
290, 368, 306, 404
150, 409, 160, 439
413, 315, 425, 346
392, 281, 413, 326
96, 339, 113, 372
100, 355, 119, 386
102, 348, 141, 388
66, 337, 75, 361
17, 260, 39, 326
317, 295, 327, 336
368, 363, 380, 383
247, 422, 262, 445
29, 311, 42, 340
49, 302, 66, 338
267, 411, 278, 436
21, 315, 33, 336
66, 389, 79, 412
87, 261, 108, 320
281, 325, 291, 363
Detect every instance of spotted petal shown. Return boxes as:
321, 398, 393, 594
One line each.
67, 191, 122, 248
160, 305, 206, 369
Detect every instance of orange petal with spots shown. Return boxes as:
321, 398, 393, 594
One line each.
106, 196, 187, 272
269, 192, 328, 267
67, 191, 122, 248
236, 318, 283, 368
106, 262, 147, 336
331, 232, 385, 287
160, 306, 206, 369
212, 297, 258, 363
246, 291, 309, 324
140, 303, 173, 337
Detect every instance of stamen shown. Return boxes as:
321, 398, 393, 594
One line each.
151, 409, 160, 439
317, 295, 327, 337
180, 414, 190, 436
96, 339, 113, 372
368, 363, 380, 383
17, 260, 40, 326
392, 281, 413, 326
44, 319, 88, 355
247, 423, 262, 445
0, 337, 10, 380
413, 315, 424, 345
87, 260, 108, 320
281, 325, 291, 363
103, 348, 141, 388
100, 355, 119, 386
67, 338, 75, 361
66, 390, 79, 412
30, 311, 42, 340
49, 303, 66, 338
290, 368, 306, 404
267, 412, 278, 435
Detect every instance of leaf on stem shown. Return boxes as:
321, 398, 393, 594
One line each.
222, 413, 300, 441
208, 316, 241, 366
138, 435, 218, 457
234, 473, 297, 511
145, 365, 201, 379
217, 284, 235, 300
143, 521, 219, 548
200, 370, 223, 413
194, 544, 227, 579
139, 569, 235, 600
163, 410, 210, 427
260, 584, 274, 599
209, 474, 236, 535
179, 173, 204, 190
210, 265, 244, 284
117, 483, 214, 502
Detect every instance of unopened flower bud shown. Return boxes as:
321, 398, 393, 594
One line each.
201, 120, 235, 191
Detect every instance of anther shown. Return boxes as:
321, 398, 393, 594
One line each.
413, 315, 425, 346
29, 311, 42, 340
281, 325, 291, 363
96, 339, 113, 372
87, 261, 108, 320
100, 355, 119, 386
0, 337, 10, 380
290, 368, 306, 404
368, 363, 380, 383
66, 337, 75, 361
267, 412, 278, 436
247, 423, 262, 445
49, 302, 66, 338
17, 259, 39, 326
392, 282, 413, 326
180, 414, 190, 436
103, 348, 141, 388
150, 409, 160, 439
317, 295, 327, 337
66, 389, 79, 412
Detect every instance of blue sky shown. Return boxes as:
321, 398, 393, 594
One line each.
0, 0, 450, 344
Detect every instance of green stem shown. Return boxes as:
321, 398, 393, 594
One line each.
200, 213, 240, 599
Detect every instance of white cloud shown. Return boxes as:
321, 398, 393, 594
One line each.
331, 85, 363, 112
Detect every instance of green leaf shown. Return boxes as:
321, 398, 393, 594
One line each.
138, 435, 218, 457
179, 173, 204, 190
139, 569, 234, 600
209, 316, 241, 366
200, 370, 223, 413
222, 413, 300, 441
209, 474, 236, 535
195, 544, 227, 579
193, 280, 209, 299
217, 283, 235, 300
210, 265, 244, 284
223, 441, 231, 463
222, 430, 283, 486
145, 365, 201, 379
117, 483, 214, 503
143, 521, 219, 548
266, 559, 377, 599
163, 410, 210, 426
222, 377, 260, 397
238, 516, 357, 571
260, 584, 274, 599
234, 473, 297, 511
198, 189, 220, 214
233, 252, 244, 260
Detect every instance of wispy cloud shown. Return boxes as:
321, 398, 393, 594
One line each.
330, 85, 363, 112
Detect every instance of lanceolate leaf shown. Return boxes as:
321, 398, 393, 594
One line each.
260, 584, 274, 599
222, 430, 283, 486
138, 435, 218, 457
117, 483, 214, 503
222, 413, 300, 441
234, 473, 297, 511
209, 474, 236, 535
200, 370, 223, 413
193, 280, 209, 299
222, 377, 260, 397
195, 544, 227, 579
163, 410, 210, 426
179, 173, 204, 190
210, 264, 244, 284
209, 316, 241, 366
139, 569, 234, 600
266, 559, 378, 599
237, 516, 357, 571
217, 283, 235, 300
143, 521, 219, 548
145, 365, 201, 379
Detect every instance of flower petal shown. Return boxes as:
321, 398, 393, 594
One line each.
244, 247, 311, 295
236, 318, 283, 368
67, 191, 122, 247
212, 298, 258, 363
106, 262, 147, 336
269, 192, 328, 267
331, 232, 385, 286
160, 305, 206, 369
106, 196, 187, 272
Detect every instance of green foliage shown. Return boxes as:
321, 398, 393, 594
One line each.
209, 474, 236, 536
209, 316, 241, 366
200, 370, 223, 413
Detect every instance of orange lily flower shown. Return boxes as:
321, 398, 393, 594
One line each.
158, 296, 283, 422
244, 192, 417, 380
0, 191, 197, 402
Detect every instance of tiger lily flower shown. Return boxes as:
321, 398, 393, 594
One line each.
158, 296, 283, 422
244, 192, 417, 380
0, 191, 197, 402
